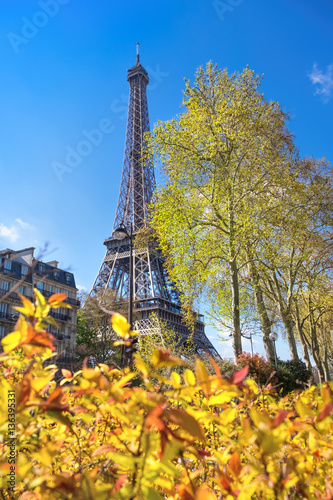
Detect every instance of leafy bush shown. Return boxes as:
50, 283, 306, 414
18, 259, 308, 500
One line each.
276, 359, 312, 395
0, 292, 333, 499
236, 352, 276, 387
215, 358, 236, 379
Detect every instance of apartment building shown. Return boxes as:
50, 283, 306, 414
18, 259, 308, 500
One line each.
0, 247, 80, 369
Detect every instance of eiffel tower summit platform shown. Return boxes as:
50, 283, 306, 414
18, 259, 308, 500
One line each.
91, 45, 220, 358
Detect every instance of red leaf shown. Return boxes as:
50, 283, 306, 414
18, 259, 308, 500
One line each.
197, 448, 210, 458
115, 474, 127, 491
273, 410, 290, 428
230, 365, 249, 385
317, 402, 333, 422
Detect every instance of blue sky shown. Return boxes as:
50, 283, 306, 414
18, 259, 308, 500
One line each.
0, 0, 332, 360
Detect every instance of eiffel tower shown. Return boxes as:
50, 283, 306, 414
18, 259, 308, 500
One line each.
91, 45, 220, 358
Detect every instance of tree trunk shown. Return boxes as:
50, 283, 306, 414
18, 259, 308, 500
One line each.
247, 256, 275, 362
273, 272, 299, 360
308, 298, 325, 382
311, 348, 325, 383
230, 257, 242, 359
320, 318, 331, 382
323, 346, 331, 382
294, 300, 313, 374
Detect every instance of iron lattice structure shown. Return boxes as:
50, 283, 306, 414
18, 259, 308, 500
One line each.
91, 47, 220, 358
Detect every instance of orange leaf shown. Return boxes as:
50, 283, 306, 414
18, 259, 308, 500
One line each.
229, 452, 242, 476
48, 293, 68, 304
92, 444, 115, 457
208, 354, 222, 379
164, 408, 205, 441
26, 386, 70, 412
16, 372, 33, 406
152, 348, 187, 369
61, 369, 72, 379
1, 318, 55, 354
146, 404, 166, 432
196, 486, 217, 500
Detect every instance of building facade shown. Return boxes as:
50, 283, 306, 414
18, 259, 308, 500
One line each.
0, 247, 79, 369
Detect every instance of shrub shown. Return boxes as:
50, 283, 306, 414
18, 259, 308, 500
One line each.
0, 292, 332, 499
236, 352, 276, 387
215, 358, 236, 379
276, 358, 312, 395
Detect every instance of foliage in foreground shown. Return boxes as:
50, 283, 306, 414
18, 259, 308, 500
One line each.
0, 292, 333, 499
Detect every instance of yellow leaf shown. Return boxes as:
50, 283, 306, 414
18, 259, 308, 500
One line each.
308, 431, 317, 451
49, 301, 71, 310
218, 407, 237, 425
34, 287, 47, 307
82, 366, 101, 381
111, 313, 130, 338
257, 430, 281, 454
1, 331, 22, 353
245, 378, 259, 394
195, 358, 210, 397
184, 369, 196, 386
171, 371, 181, 388
208, 391, 239, 406
250, 408, 271, 430
15, 294, 35, 316
31, 376, 53, 392
295, 400, 315, 419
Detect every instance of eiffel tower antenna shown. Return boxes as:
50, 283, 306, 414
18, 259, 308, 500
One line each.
91, 47, 221, 358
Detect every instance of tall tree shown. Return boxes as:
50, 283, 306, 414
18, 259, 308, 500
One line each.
149, 63, 295, 359
252, 157, 333, 365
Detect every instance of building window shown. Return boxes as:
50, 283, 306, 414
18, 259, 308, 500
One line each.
21, 265, 28, 276
4, 262, 11, 274
19, 285, 25, 295
0, 326, 5, 339
53, 270, 59, 280
65, 273, 72, 285
38, 263, 45, 272
1, 281, 9, 292
37, 281, 44, 292
49, 285, 54, 295
0, 303, 8, 315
